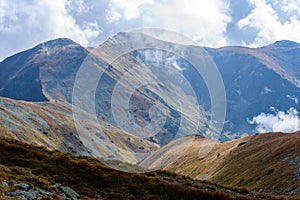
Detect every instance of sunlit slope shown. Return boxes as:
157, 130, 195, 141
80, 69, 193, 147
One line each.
0, 97, 158, 164
159, 131, 300, 196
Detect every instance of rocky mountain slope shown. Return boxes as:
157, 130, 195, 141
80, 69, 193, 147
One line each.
205, 41, 300, 138
0, 38, 88, 102
0, 97, 158, 164
0, 35, 211, 147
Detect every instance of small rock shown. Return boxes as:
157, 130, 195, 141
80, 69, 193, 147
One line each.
15, 183, 31, 191
289, 185, 300, 195
54, 183, 62, 188
1, 181, 9, 188
258, 188, 265, 193
5, 191, 17, 197
6, 189, 38, 200
7, 180, 15, 186
60, 186, 79, 199
24, 190, 38, 199
177, 179, 183, 183
282, 156, 289, 162
162, 177, 172, 181
4, 183, 54, 200
36, 187, 53, 197
54, 183, 80, 200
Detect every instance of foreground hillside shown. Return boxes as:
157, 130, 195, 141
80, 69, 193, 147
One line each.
158, 131, 300, 197
0, 137, 287, 200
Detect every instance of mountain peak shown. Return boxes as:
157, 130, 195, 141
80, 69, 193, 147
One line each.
0, 37, 88, 102
269, 40, 300, 48
35, 38, 81, 49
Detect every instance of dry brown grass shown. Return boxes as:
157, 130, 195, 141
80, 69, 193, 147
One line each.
0, 137, 283, 200
162, 132, 300, 198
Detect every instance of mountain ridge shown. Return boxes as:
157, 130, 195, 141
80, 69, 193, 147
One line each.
0, 33, 299, 141
3, 36, 299, 64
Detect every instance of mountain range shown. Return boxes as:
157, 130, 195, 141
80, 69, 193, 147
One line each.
0, 32, 299, 198
0, 33, 299, 142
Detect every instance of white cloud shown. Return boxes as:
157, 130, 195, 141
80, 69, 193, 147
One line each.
0, 0, 101, 61
172, 61, 183, 72
224, 131, 250, 140
144, 0, 231, 47
238, 0, 300, 46
248, 107, 300, 133
282, 0, 300, 14
5, 0, 300, 61
106, 0, 231, 47
106, 7, 122, 23
38, 0, 100, 44
66, 0, 86, 14
106, 0, 154, 22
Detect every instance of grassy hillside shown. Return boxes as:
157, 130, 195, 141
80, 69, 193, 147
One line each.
0, 137, 287, 200
161, 132, 300, 197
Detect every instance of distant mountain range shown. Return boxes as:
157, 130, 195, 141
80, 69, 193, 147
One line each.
0, 33, 299, 142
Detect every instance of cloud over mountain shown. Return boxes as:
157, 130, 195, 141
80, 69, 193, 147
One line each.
1, 0, 300, 61
238, 0, 300, 46
106, 0, 231, 47
248, 107, 300, 133
0, 0, 100, 61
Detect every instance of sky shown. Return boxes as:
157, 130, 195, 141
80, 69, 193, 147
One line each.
1, 0, 300, 61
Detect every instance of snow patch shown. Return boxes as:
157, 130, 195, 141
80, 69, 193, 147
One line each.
261, 87, 272, 94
